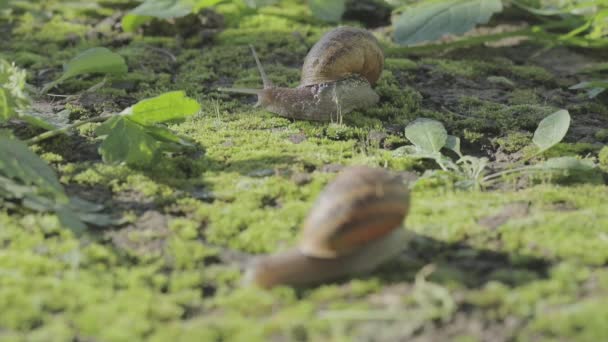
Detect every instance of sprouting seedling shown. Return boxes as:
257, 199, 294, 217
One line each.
395, 109, 588, 189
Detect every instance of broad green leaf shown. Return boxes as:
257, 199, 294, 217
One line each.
98, 117, 161, 166
532, 109, 571, 152
95, 116, 121, 136
122, 0, 194, 32
122, 0, 227, 32
0, 136, 114, 232
128, 0, 193, 18
444, 135, 462, 157
122, 14, 155, 33
405, 118, 448, 154
309, 0, 345, 22
55, 207, 88, 233
124, 90, 200, 125
42, 47, 127, 93
393, 0, 503, 45
0, 136, 65, 199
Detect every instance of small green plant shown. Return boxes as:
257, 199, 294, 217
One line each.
0, 133, 116, 232
394, 110, 598, 189
95, 91, 200, 166
26, 91, 201, 167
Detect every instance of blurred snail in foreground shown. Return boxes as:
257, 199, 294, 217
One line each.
218, 27, 384, 121
244, 166, 411, 289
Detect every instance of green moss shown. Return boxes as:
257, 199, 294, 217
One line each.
385, 58, 418, 71
508, 89, 539, 105
494, 131, 532, 153
509, 65, 553, 82
595, 129, 608, 142
422, 58, 480, 78
486, 75, 515, 88
540, 142, 599, 158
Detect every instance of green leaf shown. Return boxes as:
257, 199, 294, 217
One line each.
532, 109, 571, 153
122, 14, 155, 33
56, 207, 88, 233
124, 90, 200, 125
122, 0, 194, 32
128, 0, 193, 18
308, 0, 345, 22
42, 47, 127, 93
97, 117, 161, 166
0, 136, 114, 232
0, 136, 66, 199
444, 135, 462, 157
393, 0, 503, 45
405, 118, 448, 154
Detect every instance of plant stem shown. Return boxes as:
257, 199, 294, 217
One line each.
25, 114, 113, 145
482, 165, 540, 182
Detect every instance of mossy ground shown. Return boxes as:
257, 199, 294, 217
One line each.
1, 1, 608, 341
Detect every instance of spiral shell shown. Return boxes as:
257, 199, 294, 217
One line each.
298, 166, 410, 259
300, 27, 384, 87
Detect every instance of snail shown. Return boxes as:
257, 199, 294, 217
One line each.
243, 166, 411, 289
218, 27, 384, 121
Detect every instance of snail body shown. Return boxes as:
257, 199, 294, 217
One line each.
244, 166, 411, 289
219, 27, 384, 121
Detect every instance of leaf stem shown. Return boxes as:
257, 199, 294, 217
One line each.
25, 114, 113, 145
482, 165, 541, 182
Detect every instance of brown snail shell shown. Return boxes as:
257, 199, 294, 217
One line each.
243, 166, 411, 289
300, 27, 384, 87
298, 166, 410, 258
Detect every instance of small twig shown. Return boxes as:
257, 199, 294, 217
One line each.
25, 114, 113, 145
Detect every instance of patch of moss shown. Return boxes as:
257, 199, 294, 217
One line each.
422, 58, 480, 78
540, 142, 599, 158
494, 131, 532, 153
13, 13, 89, 43
456, 96, 556, 134
508, 89, 539, 105
385, 58, 418, 71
